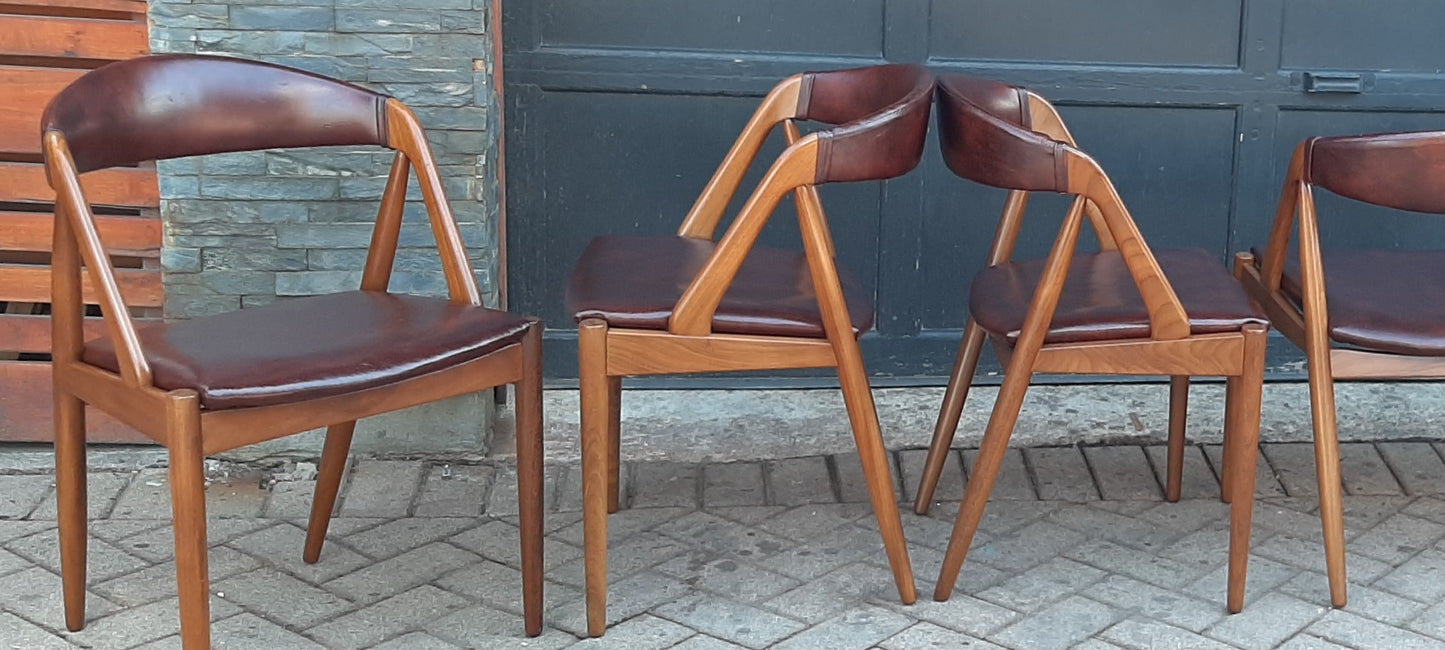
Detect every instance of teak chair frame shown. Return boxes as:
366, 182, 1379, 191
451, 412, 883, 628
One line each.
45, 85, 543, 647
1232, 135, 1440, 608
916, 79, 1267, 613
577, 72, 919, 636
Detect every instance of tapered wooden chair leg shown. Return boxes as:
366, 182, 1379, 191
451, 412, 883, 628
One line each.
1220, 376, 1239, 505
834, 348, 916, 605
1165, 375, 1189, 502
515, 325, 546, 637
915, 319, 987, 514
606, 375, 622, 513
935, 367, 1033, 601
167, 392, 211, 650
1225, 326, 1267, 613
578, 319, 612, 636
304, 421, 357, 564
1309, 363, 1348, 607
55, 390, 88, 632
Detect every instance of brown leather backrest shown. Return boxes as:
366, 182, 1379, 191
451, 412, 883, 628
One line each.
43, 54, 389, 174
1305, 131, 1445, 214
934, 73, 1069, 193
796, 63, 933, 184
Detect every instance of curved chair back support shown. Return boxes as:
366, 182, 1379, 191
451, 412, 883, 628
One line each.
1305, 131, 1445, 215
802, 63, 934, 183
935, 74, 1067, 193
42, 54, 388, 174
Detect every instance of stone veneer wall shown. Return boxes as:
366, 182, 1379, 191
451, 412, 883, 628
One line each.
146, 0, 503, 455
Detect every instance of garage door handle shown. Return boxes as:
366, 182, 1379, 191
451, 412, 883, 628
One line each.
1303, 72, 1364, 93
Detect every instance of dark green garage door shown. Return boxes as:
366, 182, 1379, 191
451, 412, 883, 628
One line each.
504, 0, 1445, 383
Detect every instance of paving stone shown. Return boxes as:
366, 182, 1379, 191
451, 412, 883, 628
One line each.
1250, 498, 1329, 540
0, 474, 53, 519
702, 462, 766, 507
1071, 640, 1128, 650
879, 622, 1007, 650
340, 460, 424, 517
771, 604, 912, 650
32, 471, 132, 520
88, 519, 167, 543
438, 558, 581, 617
1102, 617, 1237, 650
1047, 503, 1187, 552
1376, 547, 1445, 602
756, 527, 885, 581
1204, 591, 1327, 649
308, 585, 470, 649
669, 636, 749, 650
65, 594, 241, 649
1145, 444, 1220, 501
962, 448, 1037, 500
1338, 443, 1404, 495
832, 452, 888, 503
761, 562, 896, 624
450, 518, 581, 572
974, 519, 1088, 572
484, 464, 522, 516
1026, 446, 1099, 501
109, 469, 178, 519
551, 463, 593, 513
654, 550, 799, 603
1204, 446, 1286, 497
1084, 574, 1224, 633
0, 546, 28, 577
655, 511, 789, 562
765, 456, 835, 505
977, 557, 1105, 613
0, 611, 72, 649
988, 595, 1118, 650
6, 527, 149, 582
1274, 635, 1354, 650
1349, 513, 1445, 564
0, 566, 119, 626
263, 480, 319, 519
208, 612, 325, 649
653, 593, 806, 649
1084, 446, 1162, 501
551, 506, 690, 547
882, 593, 1018, 638
753, 503, 871, 543
549, 530, 691, 588
1261, 443, 1324, 497
547, 571, 693, 637
215, 568, 353, 628
0, 519, 56, 544
1308, 609, 1445, 650
1342, 495, 1415, 531
1279, 571, 1425, 626
342, 517, 474, 559
323, 541, 478, 605
898, 448, 965, 506
1405, 598, 1445, 641
414, 464, 493, 517
114, 518, 272, 563
92, 546, 258, 607
1254, 534, 1393, 583
563, 614, 695, 649
632, 462, 700, 508
1381, 444, 1445, 495
203, 478, 270, 518
227, 521, 371, 583
424, 604, 577, 650
1064, 538, 1208, 589
709, 505, 787, 526
1183, 554, 1299, 608
369, 632, 462, 650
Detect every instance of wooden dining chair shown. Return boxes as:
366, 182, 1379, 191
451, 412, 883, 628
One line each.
42, 54, 544, 648
915, 74, 1271, 612
563, 63, 933, 636
1234, 131, 1445, 609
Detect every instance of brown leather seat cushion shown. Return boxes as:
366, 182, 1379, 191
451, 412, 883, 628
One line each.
1275, 248, 1445, 356
972, 248, 1266, 344
82, 291, 534, 410
566, 235, 874, 338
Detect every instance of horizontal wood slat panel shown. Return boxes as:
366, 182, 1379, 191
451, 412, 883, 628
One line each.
0, 14, 146, 60
0, 211, 160, 253
0, 1, 148, 17
0, 313, 113, 353
0, 360, 148, 442
0, 162, 159, 207
0, 65, 82, 155
0, 263, 163, 307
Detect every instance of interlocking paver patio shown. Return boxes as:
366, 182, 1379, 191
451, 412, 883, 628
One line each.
1, 442, 1445, 648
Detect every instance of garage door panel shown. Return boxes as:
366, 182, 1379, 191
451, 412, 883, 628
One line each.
1275, 109, 1445, 250
514, 89, 880, 324
539, 0, 884, 56
1282, 0, 1443, 72
930, 0, 1242, 67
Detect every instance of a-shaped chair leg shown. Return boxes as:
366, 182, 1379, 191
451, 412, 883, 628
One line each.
1165, 375, 1189, 502
578, 319, 612, 637
303, 420, 357, 563
1220, 376, 1239, 504
55, 391, 88, 632
1225, 324, 1267, 613
515, 325, 546, 636
914, 319, 987, 514
167, 392, 211, 650
1309, 361, 1348, 607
